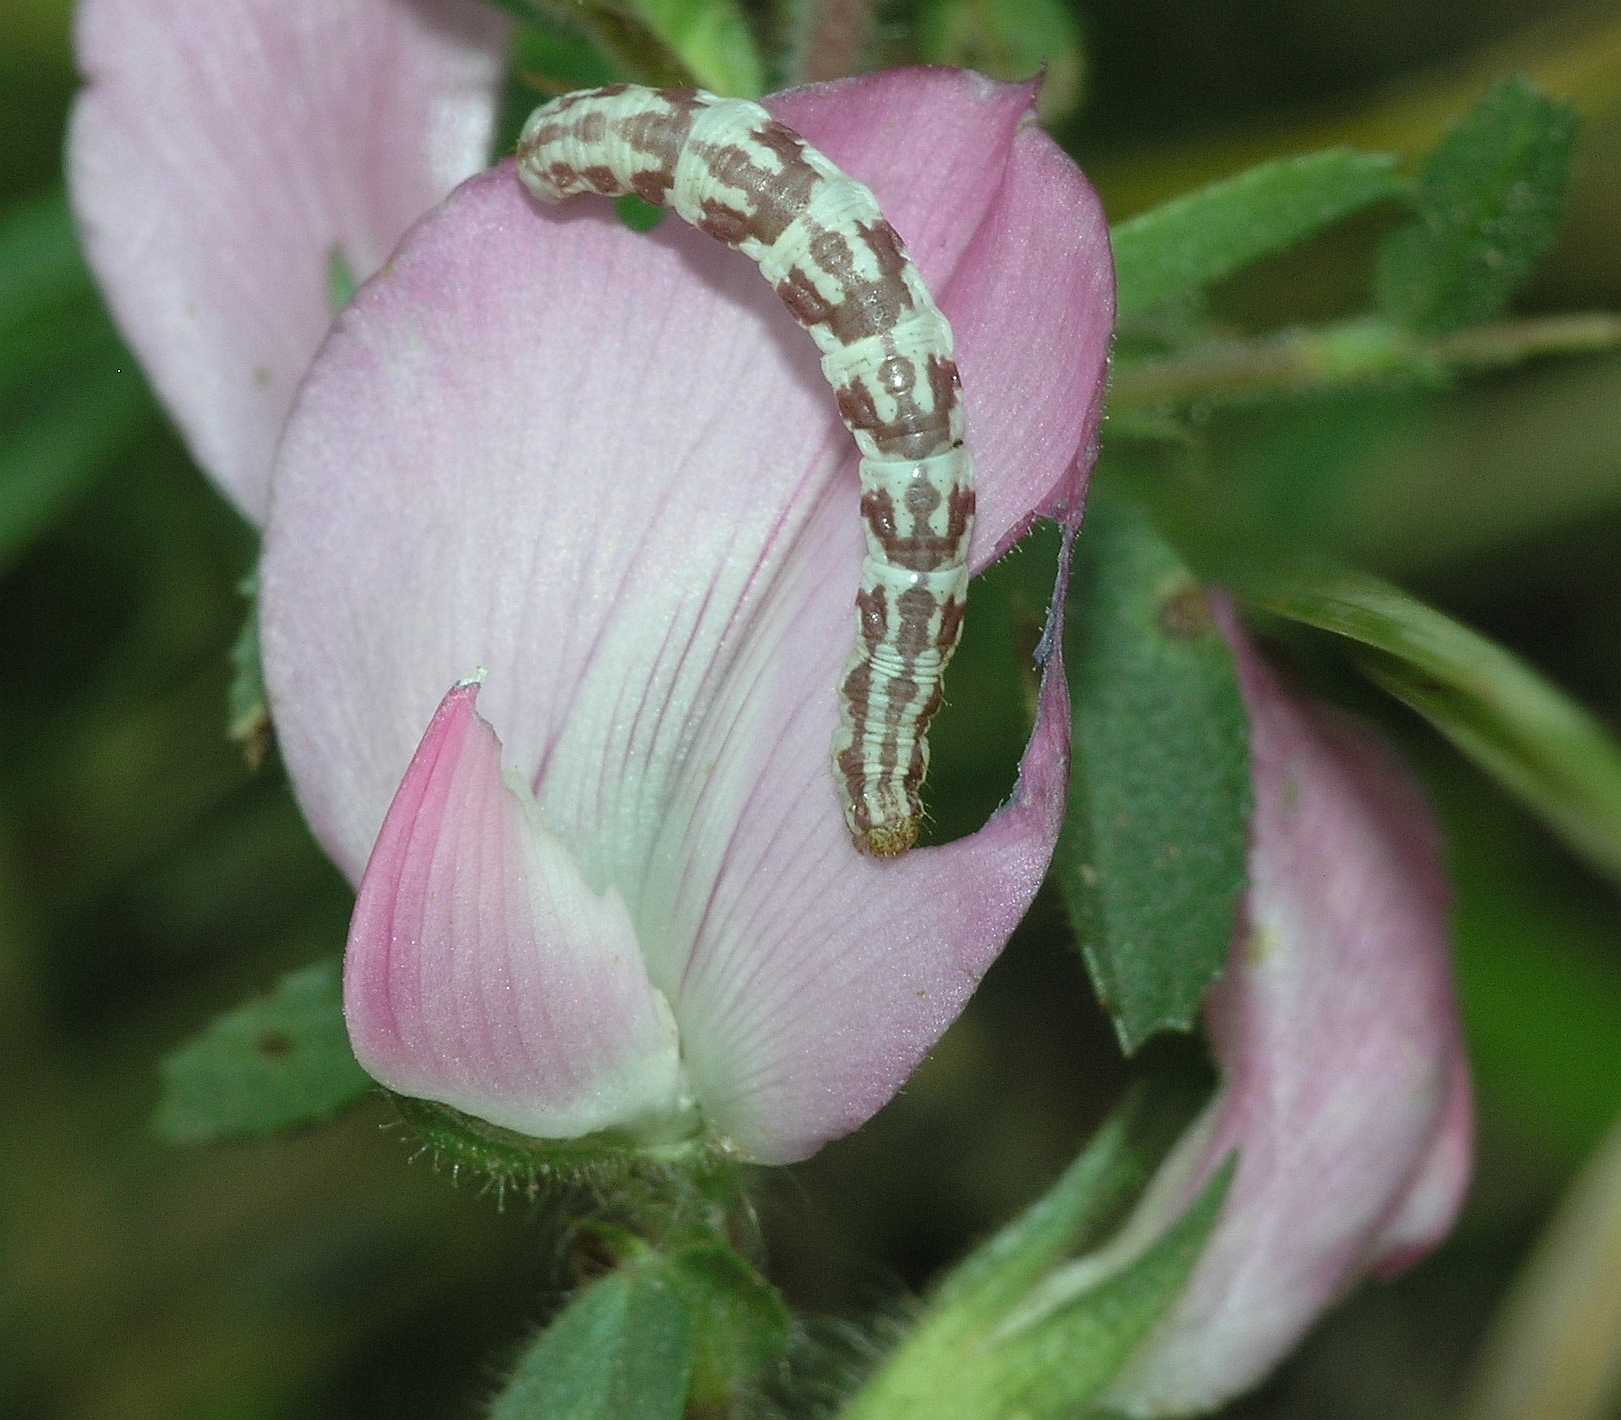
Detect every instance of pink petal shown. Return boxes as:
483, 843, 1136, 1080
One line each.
1099, 607, 1473, 1416
67, 0, 510, 523
345, 679, 690, 1141
1370, 1053, 1474, 1277
262, 70, 1112, 1159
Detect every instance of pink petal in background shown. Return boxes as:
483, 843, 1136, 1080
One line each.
68, 0, 510, 522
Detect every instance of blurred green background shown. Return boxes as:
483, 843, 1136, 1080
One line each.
4, 0, 1620, 1415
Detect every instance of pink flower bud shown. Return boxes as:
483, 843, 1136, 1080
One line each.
1100, 602, 1473, 1414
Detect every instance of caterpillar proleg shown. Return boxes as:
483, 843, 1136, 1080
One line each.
517, 85, 974, 857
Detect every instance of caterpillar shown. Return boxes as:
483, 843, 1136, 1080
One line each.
516, 85, 973, 858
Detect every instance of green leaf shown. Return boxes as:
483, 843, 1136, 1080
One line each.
1058, 492, 1252, 1052
838, 1139, 1233, 1420
930, 1079, 1204, 1323
494, 0, 763, 95
1435, 768, 1621, 1164
840, 1080, 1205, 1420
988, 1161, 1234, 1415
1112, 150, 1401, 317
505, 10, 624, 92
659, 1243, 791, 1406
154, 958, 372, 1143
1250, 568, 1621, 885
491, 1271, 694, 1420
1376, 76, 1577, 334
623, 0, 763, 94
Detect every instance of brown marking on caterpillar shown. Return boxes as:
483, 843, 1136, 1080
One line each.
860, 483, 976, 573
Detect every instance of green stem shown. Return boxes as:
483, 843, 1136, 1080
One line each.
1111, 313, 1621, 411
1246, 567, 1621, 885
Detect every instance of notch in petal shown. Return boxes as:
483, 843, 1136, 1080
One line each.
345, 679, 693, 1145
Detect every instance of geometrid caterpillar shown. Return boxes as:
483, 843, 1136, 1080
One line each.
517, 85, 973, 858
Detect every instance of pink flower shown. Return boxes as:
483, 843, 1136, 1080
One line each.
1095, 603, 1473, 1415
69, 3, 1116, 1162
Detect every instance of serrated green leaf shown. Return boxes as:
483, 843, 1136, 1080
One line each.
154, 958, 372, 1143
1249, 568, 1621, 885
1376, 76, 1577, 334
1112, 150, 1401, 317
1058, 492, 1252, 1052
491, 1271, 694, 1420
659, 1243, 791, 1406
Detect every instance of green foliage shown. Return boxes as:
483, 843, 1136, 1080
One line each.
1437, 767, 1621, 1164
922, 1080, 1203, 1327
1250, 568, 1621, 884
1, 362, 150, 575
1112, 150, 1401, 318
153, 958, 372, 1142
982, 1162, 1232, 1416
660, 1242, 791, 1407
0, 184, 86, 323
1377, 76, 1578, 334
507, 12, 623, 95
917, 0, 1087, 125
624, 0, 763, 94
0, 188, 154, 570
489, 1235, 787, 1418
840, 1084, 1228, 1420
491, 1270, 694, 1420
1058, 493, 1252, 1052
490, 0, 762, 94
